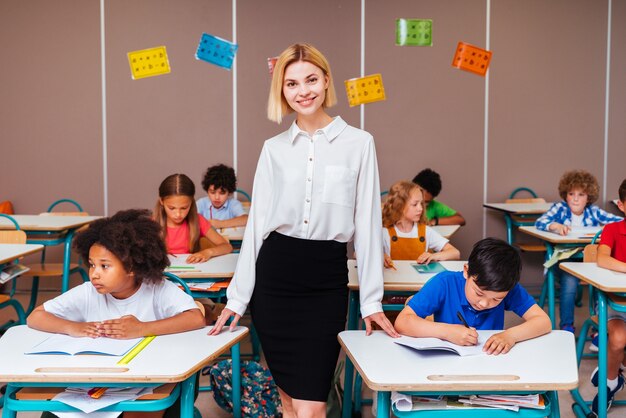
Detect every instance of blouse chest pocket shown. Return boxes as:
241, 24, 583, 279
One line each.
322, 165, 357, 208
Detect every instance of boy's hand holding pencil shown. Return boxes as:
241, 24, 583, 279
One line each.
450, 311, 478, 346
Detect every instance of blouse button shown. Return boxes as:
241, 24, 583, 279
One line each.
307, 177, 312, 182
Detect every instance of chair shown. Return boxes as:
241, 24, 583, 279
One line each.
0, 214, 28, 330
21, 199, 89, 313
505, 187, 546, 252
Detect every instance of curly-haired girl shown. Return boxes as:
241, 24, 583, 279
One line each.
27, 209, 205, 339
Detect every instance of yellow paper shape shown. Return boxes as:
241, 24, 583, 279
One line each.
127, 46, 171, 80
344, 74, 386, 107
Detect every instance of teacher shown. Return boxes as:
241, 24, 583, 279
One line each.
209, 43, 398, 417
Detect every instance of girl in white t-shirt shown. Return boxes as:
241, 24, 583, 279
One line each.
27, 209, 204, 339
382, 180, 460, 268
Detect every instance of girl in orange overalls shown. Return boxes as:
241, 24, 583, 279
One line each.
382, 180, 460, 268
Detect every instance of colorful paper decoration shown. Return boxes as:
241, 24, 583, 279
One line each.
127, 46, 171, 80
451, 41, 492, 76
267, 56, 278, 75
396, 19, 432, 46
195, 33, 238, 70
344, 74, 386, 107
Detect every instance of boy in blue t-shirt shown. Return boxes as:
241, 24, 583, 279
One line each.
196, 164, 248, 229
395, 238, 551, 355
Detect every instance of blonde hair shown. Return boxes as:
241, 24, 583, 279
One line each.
267, 43, 337, 123
558, 170, 599, 205
153, 174, 201, 253
382, 181, 427, 227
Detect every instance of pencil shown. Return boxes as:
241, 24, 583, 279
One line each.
456, 311, 470, 328
117, 335, 156, 365
88, 387, 107, 399
388, 260, 397, 271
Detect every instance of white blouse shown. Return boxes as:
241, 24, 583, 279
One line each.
226, 116, 384, 318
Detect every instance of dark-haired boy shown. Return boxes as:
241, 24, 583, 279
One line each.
395, 238, 551, 355
197, 164, 248, 228
590, 179, 626, 414
413, 168, 466, 226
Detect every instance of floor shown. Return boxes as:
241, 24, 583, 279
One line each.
1, 283, 625, 417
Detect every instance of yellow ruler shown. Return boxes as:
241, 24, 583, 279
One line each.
117, 336, 156, 365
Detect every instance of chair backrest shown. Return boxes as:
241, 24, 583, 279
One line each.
508, 187, 538, 199
0, 230, 27, 244
46, 199, 83, 212
235, 189, 251, 202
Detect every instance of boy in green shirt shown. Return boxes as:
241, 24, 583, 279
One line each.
413, 168, 466, 226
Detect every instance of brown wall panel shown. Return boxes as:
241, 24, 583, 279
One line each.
366, 0, 487, 257
106, 0, 233, 213
607, 0, 626, 211
236, 0, 361, 194
0, 0, 103, 215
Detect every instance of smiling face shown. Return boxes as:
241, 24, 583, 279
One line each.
282, 61, 329, 118
402, 188, 424, 223
161, 195, 193, 227
566, 187, 588, 216
463, 265, 509, 311
88, 244, 139, 299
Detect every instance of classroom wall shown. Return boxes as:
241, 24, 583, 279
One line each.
1, 0, 625, 289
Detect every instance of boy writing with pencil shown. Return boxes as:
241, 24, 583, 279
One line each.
395, 238, 551, 355
590, 179, 626, 414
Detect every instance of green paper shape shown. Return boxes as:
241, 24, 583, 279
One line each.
396, 18, 432, 46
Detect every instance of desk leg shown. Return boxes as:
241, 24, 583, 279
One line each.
179, 374, 196, 418
1, 384, 17, 418
231, 343, 241, 418
61, 230, 76, 293
376, 391, 390, 418
546, 390, 559, 418
597, 291, 608, 418
504, 214, 514, 245
342, 291, 359, 418
545, 243, 556, 329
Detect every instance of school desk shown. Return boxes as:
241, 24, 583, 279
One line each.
559, 262, 626, 418
344, 260, 466, 418
518, 226, 601, 329
339, 330, 578, 418
483, 201, 554, 245
0, 243, 43, 265
432, 224, 461, 239
0, 215, 101, 292
166, 253, 237, 298
0, 324, 248, 418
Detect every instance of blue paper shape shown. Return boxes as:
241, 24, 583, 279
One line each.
195, 33, 238, 70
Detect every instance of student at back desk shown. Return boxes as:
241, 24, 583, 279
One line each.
27, 209, 206, 418
196, 164, 248, 229
412, 168, 466, 226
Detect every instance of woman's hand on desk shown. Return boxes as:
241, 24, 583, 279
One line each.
208, 308, 241, 335
363, 312, 400, 338
98, 315, 143, 339
483, 331, 515, 355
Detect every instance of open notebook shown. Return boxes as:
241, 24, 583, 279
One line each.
394, 335, 485, 356
26, 334, 142, 356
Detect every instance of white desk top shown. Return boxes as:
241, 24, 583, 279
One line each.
217, 226, 245, 241
518, 226, 602, 244
339, 330, 578, 392
483, 202, 553, 214
0, 215, 101, 232
165, 253, 238, 279
347, 260, 466, 291
0, 325, 248, 384
431, 225, 460, 239
0, 244, 44, 264
560, 262, 626, 293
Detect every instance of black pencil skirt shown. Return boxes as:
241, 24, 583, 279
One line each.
250, 231, 348, 401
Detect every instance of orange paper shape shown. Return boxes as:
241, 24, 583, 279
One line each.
267, 56, 278, 74
452, 42, 492, 76
344, 74, 386, 107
